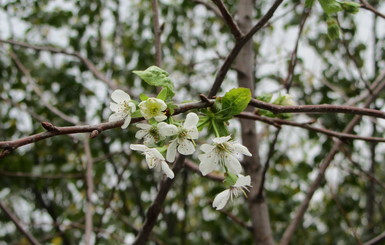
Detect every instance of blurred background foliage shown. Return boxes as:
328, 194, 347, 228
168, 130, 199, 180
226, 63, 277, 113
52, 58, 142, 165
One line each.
1, 0, 385, 244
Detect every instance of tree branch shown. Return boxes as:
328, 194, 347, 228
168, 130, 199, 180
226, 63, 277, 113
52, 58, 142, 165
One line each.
133, 155, 186, 245
0, 38, 118, 90
211, 0, 243, 39
0, 201, 41, 245
208, 0, 284, 98
360, 0, 385, 20
152, 0, 162, 67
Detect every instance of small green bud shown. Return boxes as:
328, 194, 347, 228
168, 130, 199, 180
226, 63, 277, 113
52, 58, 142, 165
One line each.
339, 1, 360, 14
223, 173, 238, 188
327, 17, 341, 40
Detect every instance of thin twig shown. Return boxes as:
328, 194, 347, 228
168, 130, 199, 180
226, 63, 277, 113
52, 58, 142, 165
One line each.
279, 67, 385, 245
152, 0, 162, 67
219, 209, 252, 231
184, 159, 224, 182
7, 49, 79, 125
84, 138, 94, 245
208, 0, 284, 98
211, 0, 243, 39
192, 0, 222, 18
0, 201, 41, 245
359, 0, 385, 20
133, 155, 186, 245
0, 170, 82, 179
364, 230, 385, 245
0, 38, 118, 90
284, 6, 311, 91
237, 112, 385, 143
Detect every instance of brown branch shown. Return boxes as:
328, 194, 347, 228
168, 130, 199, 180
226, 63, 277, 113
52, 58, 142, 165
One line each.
364, 230, 385, 245
0, 201, 41, 245
279, 68, 385, 245
360, 0, 385, 20
219, 209, 252, 231
192, 0, 222, 18
250, 99, 385, 119
7, 49, 80, 125
84, 138, 94, 245
284, 6, 311, 91
208, 0, 284, 98
237, 112, 385, 143
132, 155, 186, 245
0, 38, 118, 90
152, 0, 162, 67
0, 170, 82, 179
211, 0, 243, 39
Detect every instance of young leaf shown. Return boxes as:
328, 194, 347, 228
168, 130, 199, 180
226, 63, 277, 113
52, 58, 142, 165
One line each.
139, 93, 149, 101
156, 87, 168, 101
305, 0, 315, 7
221, 88, 252, 116
133, 66, 175, 99
318, 0, 342, 14
327, 17, 341, 40
131, 110, 143, 118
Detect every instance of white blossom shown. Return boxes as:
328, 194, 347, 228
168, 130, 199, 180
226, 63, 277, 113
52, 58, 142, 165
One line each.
109, 89, 136, 129
166, 112, 199, 162
135, 122, 178, 147
130, 144, 174, 179
139, 98, 167, 121
198, 136, 251, 175
212, 175, 251, 210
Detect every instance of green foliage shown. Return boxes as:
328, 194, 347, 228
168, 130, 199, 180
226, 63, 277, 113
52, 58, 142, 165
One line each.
318, 0, 343, 14
133, 66, 175, 100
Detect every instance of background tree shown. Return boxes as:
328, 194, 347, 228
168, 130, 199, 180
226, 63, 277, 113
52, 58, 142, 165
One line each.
1, 0, 385, 244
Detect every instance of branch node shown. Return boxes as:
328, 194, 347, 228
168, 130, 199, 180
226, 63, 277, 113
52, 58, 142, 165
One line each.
90, 130, 100, 139
199, 94, 211, 104
41, 122, 60, 132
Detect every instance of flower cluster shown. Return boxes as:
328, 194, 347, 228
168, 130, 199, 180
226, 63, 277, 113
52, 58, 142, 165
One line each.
109, 88, 253, 210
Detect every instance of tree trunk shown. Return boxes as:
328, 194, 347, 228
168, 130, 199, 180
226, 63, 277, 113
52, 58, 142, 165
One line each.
235, 1, 274, 244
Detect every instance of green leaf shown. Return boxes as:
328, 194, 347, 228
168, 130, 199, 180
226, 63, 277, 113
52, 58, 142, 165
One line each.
327, 17, 341, 40
139, 93, 149, 101
340, 1, 360, 14
256, 93, 272, 103
221, 87, 252, 117
131, 110, 143, 118
133, 66, 175, 99
223, 173, 237, 188
156, 87, 168, 101
318, 0, 343, 14
211, 119, 229, 137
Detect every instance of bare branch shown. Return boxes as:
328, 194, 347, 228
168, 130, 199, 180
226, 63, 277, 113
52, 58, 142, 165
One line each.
359, 0, 385, 20
208, 0, 284, 98
279, 68, 385, 245
237, 112, 385, 143
0, 201, 41, 245
192, 0, 222, 18
133, 155, 186, 245
364, 230, 385, 245
152, 0, 162, 67
211, 0, 243, 39
0, 38, 118, 90
84, 138, 94, 245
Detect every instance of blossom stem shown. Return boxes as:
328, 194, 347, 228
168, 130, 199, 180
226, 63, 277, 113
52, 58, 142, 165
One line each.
212, 120, 221, 138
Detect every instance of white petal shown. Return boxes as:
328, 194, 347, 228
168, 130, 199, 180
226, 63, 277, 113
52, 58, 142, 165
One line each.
143, 135, 156, 147
130, 144, 148, 152
161, 161, 174, 179
109, 102, 120, 112
212, 190, 230, 210
148, 148, 165, 160
135, 129, 148, 139
145, 155, 156, 168
187, 127, 198, 139
177, 140, 195, 155
121, 115, 131, 129
224, 154, 242, 175
136, 123, 152, 130
234, 175, 251, 187
198, 155, 217, 176
213, 136, 231, 144
183, 113, 199, 128
232, 143, 252, 156
129, 102, 136, 113
108, 112, 126, 122
166, 140, 178, 162
200, 144, 215, 153
111, 89, 131, 103
154, 114, 167, 122
158, 123, 178, 137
